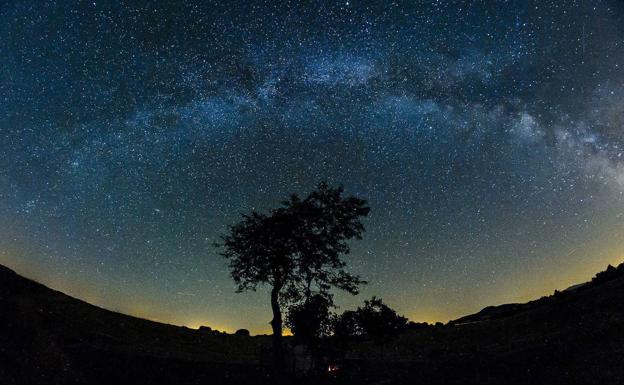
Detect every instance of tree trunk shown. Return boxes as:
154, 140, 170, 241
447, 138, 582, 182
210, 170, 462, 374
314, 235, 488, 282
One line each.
270, 284, 285, 383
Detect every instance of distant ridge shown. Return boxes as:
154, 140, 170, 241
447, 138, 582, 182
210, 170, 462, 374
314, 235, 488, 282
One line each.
450, 261, 624, 325
0, 263, 266, 385
0, 263, 181, 328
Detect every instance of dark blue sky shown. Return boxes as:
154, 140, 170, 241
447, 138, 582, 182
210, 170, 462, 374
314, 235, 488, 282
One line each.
2, 0, 624, 332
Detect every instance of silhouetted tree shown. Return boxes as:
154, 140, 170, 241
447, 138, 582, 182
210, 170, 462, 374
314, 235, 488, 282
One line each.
235, 329, 250, 336
286, 293, 335, 374
286, 293, 334, 346
217, 182, 369, 381
355, 297, 408, 345
332, 309, 362, 354
406, 321, 431, 331
276, 183, 369, 308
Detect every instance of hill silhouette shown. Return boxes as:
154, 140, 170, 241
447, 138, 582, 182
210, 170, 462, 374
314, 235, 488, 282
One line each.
0, 264, 267, 385
449, 262, 624, 325
2, 262, 624, 384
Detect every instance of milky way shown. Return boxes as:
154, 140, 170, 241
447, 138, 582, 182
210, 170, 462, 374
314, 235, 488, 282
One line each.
2, 1, 624, 332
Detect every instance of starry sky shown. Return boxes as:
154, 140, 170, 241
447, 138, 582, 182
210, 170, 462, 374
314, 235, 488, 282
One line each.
2, 0, 624, 334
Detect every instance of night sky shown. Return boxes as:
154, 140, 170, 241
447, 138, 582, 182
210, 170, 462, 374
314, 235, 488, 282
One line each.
2, 1, 624, 334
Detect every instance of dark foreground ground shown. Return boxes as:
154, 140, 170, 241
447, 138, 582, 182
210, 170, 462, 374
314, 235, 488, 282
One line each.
2, 262, 624, 385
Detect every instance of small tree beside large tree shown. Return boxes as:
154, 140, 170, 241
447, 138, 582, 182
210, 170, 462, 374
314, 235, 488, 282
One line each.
355, 296, 409, 345
217, 182, 369, 379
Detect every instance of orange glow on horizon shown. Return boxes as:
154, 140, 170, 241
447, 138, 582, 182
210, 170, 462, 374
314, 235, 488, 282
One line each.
2, 247, 624, 334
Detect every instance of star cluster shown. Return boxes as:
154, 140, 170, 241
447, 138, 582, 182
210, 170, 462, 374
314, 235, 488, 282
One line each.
2, 1, 624, 332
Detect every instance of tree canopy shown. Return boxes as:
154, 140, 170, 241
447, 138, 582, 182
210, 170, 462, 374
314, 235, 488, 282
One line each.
355, 296, 409, 344
217, 182, 370, 379
218, 182, 369, 303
